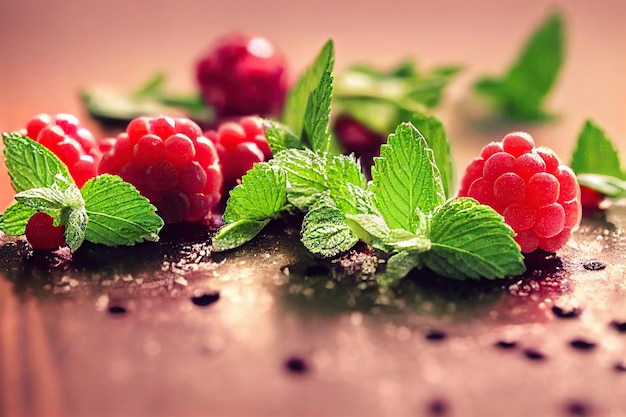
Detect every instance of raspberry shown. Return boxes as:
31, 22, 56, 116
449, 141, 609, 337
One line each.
205, 116, 271, 192
22, 113, 101, 188
98, 116, 223, 224
579, 186, 604, 211
24, 212, 66, 250
333, 114, 386, 178
195, 33, 288, 119
458, 132, 581, 253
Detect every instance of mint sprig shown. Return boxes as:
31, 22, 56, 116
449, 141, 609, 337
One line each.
474, 11, 564, 120
0, 133, 164, 252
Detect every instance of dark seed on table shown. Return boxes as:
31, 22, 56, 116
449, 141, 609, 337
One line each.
108, 305, 127, 315
614, 362, 626, 373
569, 339, 597, 351
284, 356, 309, 374
610, 320, 626, 333
582, 260, 606, 271
565, 400, 591, 416
191, 291, 220, 307
494, 340, 518, 349
523, 348, 546, 361
552, 305, 582, 319
427, 399, 449, 416
425, 330, 447, 341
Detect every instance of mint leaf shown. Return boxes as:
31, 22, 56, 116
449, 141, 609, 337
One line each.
14, 184, 67, 214
0, 203, 36, 236
282, 40, 334, 147
345, 213, 390, 240
2, 132, 72, 192
223, 163, 288, 222
301, 194, 358, 257
422, 198, 524, 280
263, 120, 304, 153
384, 228, 431, 252
409, 114, 454, 198
326, 153, 367, 190
370, 122, 445, 232
576, 174, 626, 199
212, 219, 271, 252
272, 149, 327, 211
64, 207, 88, 252
474, 12, 564, 120
377, 251, 422, 285
571, 119, 623, 179
325, 153, 373, 214
304, 58, 334, 153
81, 174, 163, 246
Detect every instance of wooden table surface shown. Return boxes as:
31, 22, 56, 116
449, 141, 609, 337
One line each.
1, 1, 626, 416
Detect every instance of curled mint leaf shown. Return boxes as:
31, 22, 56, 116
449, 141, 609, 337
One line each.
0, 203, 36, 236
64, 207, 88, 252
14, 184, 67, 215
2, 132, 72, 192
212, 219, 271, 252
301, 194, 359, 257
370, 122, 445, 232
81, 174, 163, 246
474, 11, 564, 120
377, 250, 422, 285
422, 198, 524, 280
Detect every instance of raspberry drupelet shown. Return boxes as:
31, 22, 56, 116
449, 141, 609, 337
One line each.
98, 116, 223, 224
25, 212, 66, 250
458, 132, 582, 253
22, 113, 101, 188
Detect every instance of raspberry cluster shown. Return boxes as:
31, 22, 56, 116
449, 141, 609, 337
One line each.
98, 116, 223, 224
458, 132, 581, 253
196, 33, 288, 119
23, 113, 101, 187
205, 116, 272, 192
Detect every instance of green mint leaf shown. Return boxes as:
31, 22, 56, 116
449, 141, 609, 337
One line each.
473, 11, 564, 120
325, 153, 372, 214
64, 207, 88, 252
14, 184, 67, 214
326, 153, 367, 190
345, 213, 390, 240
282, 40, 334, 147
370, 122, 445, 232
301, 194, 358, 257
303, 58, 334, 153
223, 163, 288, 222
571, 119, 623, 180
263, 120, 305, 153
576, 174, 626, 199
384, 228, 431, 252
422, 198, 525, 280
0, 203, 36, 236
81, 174, 163, 246
377, 250, 422, 285
2, 132, 73, 192
409, 114, 454, 198
212, 219, 270, 252
272, 149, 327, 211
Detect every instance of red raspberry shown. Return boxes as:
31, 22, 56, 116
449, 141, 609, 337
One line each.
458, 132, 581, 253
98, 116, 223, 224
205, 116, 271, 192
333, 114, 385, 179
25, 212, 66, 250
579, 186, 605, 211
195, 33, 289, 119
22, 113, 101, 188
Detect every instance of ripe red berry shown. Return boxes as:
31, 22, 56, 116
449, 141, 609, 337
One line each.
195, 33, 289, 119
205, 116, 272, 192
24, 212, 66, 250
22, 113, 101, 188
458, 132, 582, 253
98, 116, 223, 224
579, 186, 605, 211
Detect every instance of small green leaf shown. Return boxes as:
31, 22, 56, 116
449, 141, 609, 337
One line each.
377, 250, 422, 285
81, 174, 163, 246
473, 11, 564, 120
263, 120, 304, 153
326, 153, 367, 190
325, 153, 372, 214
64, 207, 88, 252
409, 114, 454, 198
422, 198, 525, 280
301, 194, 358, 257
571, 119, 623, 179
370, 122, 445, 231
282, 40, 334, 145
223, 163, 288, 222
212, 219, 271, 252
272, 149, 328, 211
2, 132, 73, 192
304, 63, 334, 153
14, 185, 67, 213
345, 213, 390, 240
0, 203, 36, 236
384, 228, 431, 252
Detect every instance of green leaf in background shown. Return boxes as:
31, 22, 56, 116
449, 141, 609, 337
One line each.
370, 122, 446, 232
263, 120, 305, 154
422, 198, 524, 280
377, 250, 422, 285
409, 113, 454, 198
81, 174, 163, 246
473, 11, 564, 120
212, 219, 271, 252
223, 163, 288, 222
2, 132, 73, 193
301, 194, 359, 257
282, 40, 334, 146
272, 149, 328, 211
0, 203, 36, 236
304, 58, 334, 153
571, 119, 623, 179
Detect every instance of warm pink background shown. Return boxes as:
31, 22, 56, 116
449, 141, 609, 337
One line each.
1, 0, 625, 210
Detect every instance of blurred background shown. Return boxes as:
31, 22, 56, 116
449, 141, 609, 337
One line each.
1, 0, 625, 210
